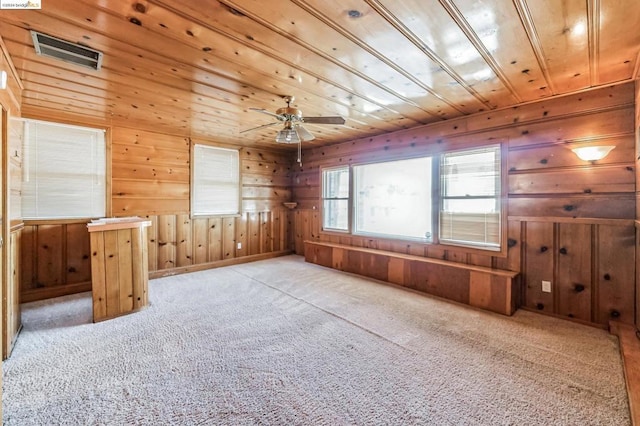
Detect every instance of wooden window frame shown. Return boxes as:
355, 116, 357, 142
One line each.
19, 118, 108, 220
190, 143, 241, 218
320, 165, 351, 233
318, 143, 508, 256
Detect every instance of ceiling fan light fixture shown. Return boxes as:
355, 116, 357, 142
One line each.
275, 128, 300, 144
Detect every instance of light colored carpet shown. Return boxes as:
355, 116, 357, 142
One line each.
3, 255, 629, 425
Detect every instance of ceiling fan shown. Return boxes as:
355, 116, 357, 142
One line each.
241, 96, 345, 163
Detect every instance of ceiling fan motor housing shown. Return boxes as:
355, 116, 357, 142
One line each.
275, 106, 303, 122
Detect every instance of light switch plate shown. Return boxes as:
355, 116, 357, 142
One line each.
542, 280, 551, 293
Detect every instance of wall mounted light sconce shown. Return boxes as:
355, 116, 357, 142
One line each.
571, 145, 615, 162
0, 71, 7, 90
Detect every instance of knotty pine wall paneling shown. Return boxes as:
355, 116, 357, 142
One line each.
556, 223, 592, 322
111, 127, 190, 216
20, 126, 293, 301
597, 224, 635, 324
292, 82, 636, 327
634, 80, 640, 326
21, 220, 92, 302
522, 221, 554, 315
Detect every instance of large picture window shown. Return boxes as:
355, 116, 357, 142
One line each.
320, 145, 502, 251
21, 119, 106, 220
354, 157, 432, 241
191, 144, 240, 216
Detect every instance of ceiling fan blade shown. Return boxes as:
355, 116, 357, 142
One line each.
303, 116, 345, 125
296, 125, 316, 141
240, 121, 280, 133
248, 108, 286, 120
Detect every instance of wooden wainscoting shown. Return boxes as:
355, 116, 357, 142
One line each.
293, 210, 635, 327
21, 220, 93, 302
516, 217, 636, 326
145, 210, 291, 277
20, 210, 292, 302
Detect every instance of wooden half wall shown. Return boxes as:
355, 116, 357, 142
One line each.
292, 82, 637, 327
20, 126, 293, 302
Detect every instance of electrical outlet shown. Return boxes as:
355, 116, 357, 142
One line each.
237, 242, 242, 250
542, 280, 551, 293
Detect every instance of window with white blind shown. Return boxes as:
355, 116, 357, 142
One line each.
440, 145, 501, 249
191, 144, 240, 216
22, 119, 106, 220
319, 145, 502, 251
322, 166, 350, 231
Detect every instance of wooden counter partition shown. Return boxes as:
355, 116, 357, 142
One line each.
87, 217, 151, 322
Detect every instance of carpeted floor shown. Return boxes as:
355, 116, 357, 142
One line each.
3, 255, 630, 425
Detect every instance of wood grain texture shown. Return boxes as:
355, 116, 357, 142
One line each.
305, 240, 518, 316
1, 1, 638, 149
90, 224, 150, 322
636, 80, 640, 327
523, 221, 554, 314
117, 229, 134, 313
609, 321, 640, 426
3, 229, 21, 359
596, 225, 636, 324
556, 223, 592, 322
131, 226, 149, 309
21, 209, 290, 303
292, 83, 636, 326
89, 232, 107, 321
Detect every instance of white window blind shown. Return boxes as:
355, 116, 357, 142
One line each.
322, 166, 349, 231
192, 144, 240, 216
440, 145, 501, 249
22, 120, 106, 219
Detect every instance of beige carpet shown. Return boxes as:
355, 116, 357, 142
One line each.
3, 255, 629, 425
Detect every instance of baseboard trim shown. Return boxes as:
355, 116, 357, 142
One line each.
148, 250, 293, 279
20, 251, 294, 303
21, 282, 92, 303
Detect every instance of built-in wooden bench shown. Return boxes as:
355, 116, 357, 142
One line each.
304, 240, 520, 316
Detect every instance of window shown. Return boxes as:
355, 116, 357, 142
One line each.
322, 166, 349, 231
320, 145, 502, 251
191, 144, 240, 216
354, 157, 432, 241
440, 146, 501, 249
21, 119, 106, 219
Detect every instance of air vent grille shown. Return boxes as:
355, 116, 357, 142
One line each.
31, 31, 103, 70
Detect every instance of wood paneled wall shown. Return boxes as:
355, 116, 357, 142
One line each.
20, 126, 293, 302
635, 80, 640, 326
1, 34, 23, 374
145, 212, 288, 275
292, 82, 636, 327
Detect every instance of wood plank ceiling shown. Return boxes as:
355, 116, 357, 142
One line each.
0, 0, 639, 150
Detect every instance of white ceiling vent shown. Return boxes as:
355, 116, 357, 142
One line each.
31, 31, 103, 71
